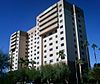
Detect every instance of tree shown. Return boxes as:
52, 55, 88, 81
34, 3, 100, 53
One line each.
91, 43, 98, 64
83, 40, 90, 67
18, 57, 26, 68
57, 50, 66, 60
91, 66, 100, 84
53, 62, 70, 84
75, 58, 84, 84
0, 51, 10, 74
29, 60, 36, 69
26, 68, 41, 83
41, 64, 55, 84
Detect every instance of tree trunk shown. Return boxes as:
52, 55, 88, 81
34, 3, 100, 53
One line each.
94, 49, 97, 64
96, 80, 99, 84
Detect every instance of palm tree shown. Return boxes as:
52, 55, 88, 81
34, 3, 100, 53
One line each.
92, 43, 98, 64
18, 57, 25, 69
83, 40, 90, 67
57, 50, 66, 61
30, 60, 36, 69
75, 58, 84, 84
0, 51, 10, 73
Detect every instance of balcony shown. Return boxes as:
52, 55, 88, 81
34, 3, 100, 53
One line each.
11, 35, 17, 40
10, 45, 16, 50
39, 18, 58, 31
11, 42, 16, 46
39, 23, 58, 35
11, 38, 17, 43
39, 13, 58, 26
39, 7, 58, 22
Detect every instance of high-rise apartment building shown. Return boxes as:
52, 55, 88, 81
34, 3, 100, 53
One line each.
9, 0, 90, 83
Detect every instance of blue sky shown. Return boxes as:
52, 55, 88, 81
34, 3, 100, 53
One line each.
0, 0, 100, 67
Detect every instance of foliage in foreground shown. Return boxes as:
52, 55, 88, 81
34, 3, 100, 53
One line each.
0, 62, 70, 84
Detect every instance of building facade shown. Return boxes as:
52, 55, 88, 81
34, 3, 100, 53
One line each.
9, 0, 90, 83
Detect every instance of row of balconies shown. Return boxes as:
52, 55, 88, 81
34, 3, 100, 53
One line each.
39, 5, 58, 22
39, 13, 58, 26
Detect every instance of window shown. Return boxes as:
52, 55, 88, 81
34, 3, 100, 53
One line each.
79, 24, 81, 27
37, 37, 39, 39
56, 58, 59, 61
44, 50, 47, 53
55, 30, 57, 33
44, 55, 47, 58
59, 9, 62, 12
56, 46, 58, 49
49, 37, 52, 40
34, 57, 36, 59
44, 40, 46, 42
37, 51, 39, 54
78, 19, 80, 22
81, 46, 83, 49
44, 61, 47, 64
59, 14, 62, 17
44, 35, 46, 38
72, 17, 74, 20
37, 41, 39, 44
80, 40, 83, 44
31, 36, 33, 38
74, 39, 76, 42
55, 35, 58, 38
72, 22, 74, 26
50, 60, 53, 63
61, 43, 64, 46
60, 20, 63, 23
44, 45, 46, 47
34, 49, 36, 51
75, 51, 77, 54
37, 46, 39, 49
35, 34, 36, 36
60, 25, 63, 29
80, 35, 82, 38
49, 43, 53, 46
31, 39, 33, 41
61, 37, 64, 40
78, 15, 80, 18
74, 45, 77, 48
31, 47, 33, 49
49, 48, 53, 51
56, 41, 58, 43
59, 4, 62, 7
31, 32, 33, 34
37, 57, 39, 59
73, 33, 75, 36
49, 32, 52, 35
79, 30, 82, 33
37, 62, 39, 64
82, 52, 84, 55
60, 31, 63, 34
73, 28, 75, 31
50, 54, 53, 57
34, 53, 36, 55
